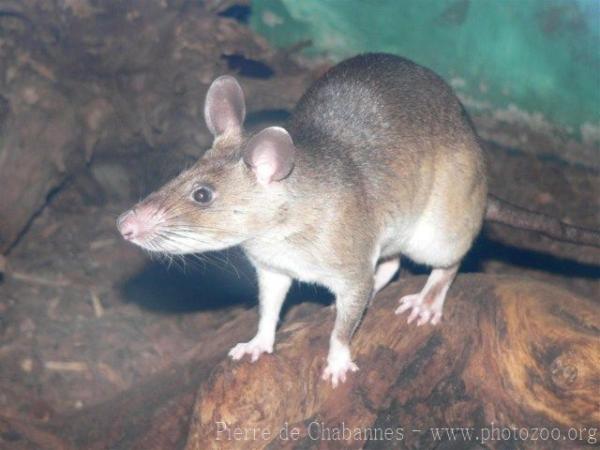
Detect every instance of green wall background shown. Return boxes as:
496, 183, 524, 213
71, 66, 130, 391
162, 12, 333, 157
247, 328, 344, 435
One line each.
250, 0, 600, 146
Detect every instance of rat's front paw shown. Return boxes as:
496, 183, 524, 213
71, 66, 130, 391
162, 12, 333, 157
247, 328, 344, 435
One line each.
322, 355, 359, 388
228, 335, 274, 362
395, 293, 442, 326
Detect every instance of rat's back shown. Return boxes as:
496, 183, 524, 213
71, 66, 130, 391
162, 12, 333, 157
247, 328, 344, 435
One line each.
288, 53, 487, 266
288, 53, 479, 171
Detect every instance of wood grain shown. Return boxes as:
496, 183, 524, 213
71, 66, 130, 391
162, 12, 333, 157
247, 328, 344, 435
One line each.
187, 274, 599, 449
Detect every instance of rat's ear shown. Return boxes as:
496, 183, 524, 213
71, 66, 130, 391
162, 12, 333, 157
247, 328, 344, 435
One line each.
204, 75, 246, 138
243, 127, 296, 186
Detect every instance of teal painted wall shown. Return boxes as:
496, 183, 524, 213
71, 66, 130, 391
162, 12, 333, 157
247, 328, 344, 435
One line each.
250, 0, 600, 145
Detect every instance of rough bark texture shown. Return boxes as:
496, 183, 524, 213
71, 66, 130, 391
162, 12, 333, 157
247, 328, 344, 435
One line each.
0, 0, 313, 253
186, 274, 599, 449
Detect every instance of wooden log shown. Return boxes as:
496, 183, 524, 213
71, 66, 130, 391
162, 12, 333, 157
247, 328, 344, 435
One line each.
0, 76, 82, 252
186, 274, 599, 449
0, 1, 312, 253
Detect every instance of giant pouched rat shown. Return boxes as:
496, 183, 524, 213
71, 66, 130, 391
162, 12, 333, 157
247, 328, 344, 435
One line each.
117, 53, 599, 387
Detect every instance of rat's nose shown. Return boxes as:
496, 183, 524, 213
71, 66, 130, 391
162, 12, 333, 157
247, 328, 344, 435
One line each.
116, 209, 138, 240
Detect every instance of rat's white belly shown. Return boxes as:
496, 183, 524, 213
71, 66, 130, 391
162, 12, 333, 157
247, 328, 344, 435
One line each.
243, 238, 342, 289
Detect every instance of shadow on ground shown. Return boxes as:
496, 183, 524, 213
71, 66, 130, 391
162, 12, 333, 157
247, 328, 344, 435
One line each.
120, 247, 334, 314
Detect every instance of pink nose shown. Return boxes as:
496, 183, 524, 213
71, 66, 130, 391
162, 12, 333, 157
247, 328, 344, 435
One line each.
116, 209, 139, 240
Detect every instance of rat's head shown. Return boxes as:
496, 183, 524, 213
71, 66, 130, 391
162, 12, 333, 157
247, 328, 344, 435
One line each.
116, 75, 296, 254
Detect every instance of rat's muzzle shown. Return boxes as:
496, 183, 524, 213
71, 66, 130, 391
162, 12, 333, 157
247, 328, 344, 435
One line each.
116, 204, 163, 244
116, 209, 138, 241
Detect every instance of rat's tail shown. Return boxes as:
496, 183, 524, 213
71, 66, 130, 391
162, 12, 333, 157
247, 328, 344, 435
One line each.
485, 194, 600, 248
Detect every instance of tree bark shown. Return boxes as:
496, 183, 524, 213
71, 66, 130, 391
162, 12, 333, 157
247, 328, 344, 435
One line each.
187, 274, 599, 449
0, 0, 313, 253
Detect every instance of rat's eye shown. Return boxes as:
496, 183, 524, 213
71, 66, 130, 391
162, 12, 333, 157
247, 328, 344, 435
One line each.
192, 186, 214, 205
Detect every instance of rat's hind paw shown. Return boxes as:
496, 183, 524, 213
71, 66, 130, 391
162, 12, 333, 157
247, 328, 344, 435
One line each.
228, 335, 274, 362
395, 293, 442, 326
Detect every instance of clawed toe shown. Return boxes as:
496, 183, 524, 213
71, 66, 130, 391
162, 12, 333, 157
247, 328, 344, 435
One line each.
322, 360, 359, 388
228, 338, 273, 362
395, 294, 420, 315
395, 293, 442, 326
